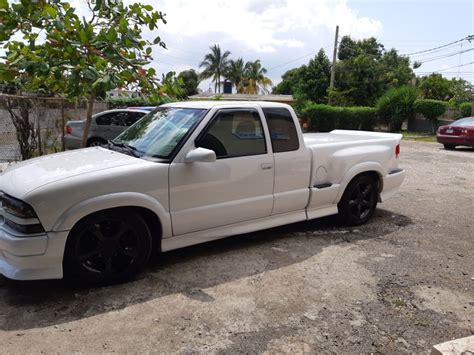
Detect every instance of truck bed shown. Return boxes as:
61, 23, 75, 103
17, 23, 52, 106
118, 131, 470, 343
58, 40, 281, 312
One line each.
302, 130, 403, 219
303, 130, 402, 146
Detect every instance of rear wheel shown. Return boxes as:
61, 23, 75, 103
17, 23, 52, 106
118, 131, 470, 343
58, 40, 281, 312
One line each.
338, 174, 378, 226
443, 144, 455, 150
64, 210, 152, 285
87, 138, 107, 147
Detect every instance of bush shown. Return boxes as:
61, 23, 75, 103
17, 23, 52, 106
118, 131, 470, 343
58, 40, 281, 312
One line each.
376, 86, 419, 132
106, 95, 174, 108
459, 102, 472, 118
301, 103, 376, 132
414, 99, 447, 120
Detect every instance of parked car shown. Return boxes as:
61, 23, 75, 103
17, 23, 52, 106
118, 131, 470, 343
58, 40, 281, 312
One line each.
64, 108, 150, 149
436, 117, 474, 150
0, 101, 405, 284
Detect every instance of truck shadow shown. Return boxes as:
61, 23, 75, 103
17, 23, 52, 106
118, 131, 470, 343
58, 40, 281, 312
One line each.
0, 208, 412, 331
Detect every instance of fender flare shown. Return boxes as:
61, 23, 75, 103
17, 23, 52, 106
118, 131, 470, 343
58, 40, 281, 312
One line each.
335, 162, 386, 202
52, 192, 172, 238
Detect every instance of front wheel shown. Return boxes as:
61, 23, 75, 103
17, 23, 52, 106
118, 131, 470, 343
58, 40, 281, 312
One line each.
338, 175, 378, 226
64, 210, 152, 285
443, 144, 455, 150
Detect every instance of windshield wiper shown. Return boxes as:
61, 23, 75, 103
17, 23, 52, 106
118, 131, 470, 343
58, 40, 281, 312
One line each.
108, 141, 142, 158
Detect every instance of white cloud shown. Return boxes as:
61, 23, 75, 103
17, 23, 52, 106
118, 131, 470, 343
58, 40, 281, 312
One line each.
158, 0, 383, 53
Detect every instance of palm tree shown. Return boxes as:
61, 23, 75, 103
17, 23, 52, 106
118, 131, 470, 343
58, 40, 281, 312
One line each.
224, 58, 249, 93
199, 44, 231, 93
244, 60, 273, 94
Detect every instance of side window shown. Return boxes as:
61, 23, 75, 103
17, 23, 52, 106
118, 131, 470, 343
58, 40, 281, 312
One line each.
197, 110, 266, 159
124, 112, 145, 126
263, 107, 300, 153
110, 112, 131, 126
95, 113, 113, 126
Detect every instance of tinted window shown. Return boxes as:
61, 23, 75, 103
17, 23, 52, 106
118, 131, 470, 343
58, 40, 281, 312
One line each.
95, 113, 114, 125
197, 110, 266, 159
263, 108, 299, 153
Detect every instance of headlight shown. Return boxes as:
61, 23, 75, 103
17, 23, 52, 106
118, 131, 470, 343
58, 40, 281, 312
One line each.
0, 193, 38, 219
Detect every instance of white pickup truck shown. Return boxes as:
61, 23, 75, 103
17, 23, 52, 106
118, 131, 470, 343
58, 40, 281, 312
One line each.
0, 101, 405, 283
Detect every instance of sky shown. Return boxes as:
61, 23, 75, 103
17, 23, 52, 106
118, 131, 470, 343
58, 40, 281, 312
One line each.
6, 0, 474, 91
130, 0, 473, 91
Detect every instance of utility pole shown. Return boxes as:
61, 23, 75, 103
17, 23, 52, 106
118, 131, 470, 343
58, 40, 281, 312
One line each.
329, 25, 339, 94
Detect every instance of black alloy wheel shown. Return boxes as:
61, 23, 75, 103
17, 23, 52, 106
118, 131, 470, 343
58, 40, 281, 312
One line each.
338, 174, 378, 226
64, 210, 152, 284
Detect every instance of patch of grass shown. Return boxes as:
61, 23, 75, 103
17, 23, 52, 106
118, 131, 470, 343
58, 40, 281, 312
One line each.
402, 132, 436, 143
393, 298, 407, 307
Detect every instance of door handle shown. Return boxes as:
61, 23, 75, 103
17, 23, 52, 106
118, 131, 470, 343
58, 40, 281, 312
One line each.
260, 163, 273, 170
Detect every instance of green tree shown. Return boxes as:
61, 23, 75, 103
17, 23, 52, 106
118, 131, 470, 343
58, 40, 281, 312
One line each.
295, 49, 330, 103
224, 58, 249, 93
417, 74, 452, 100
376, 86, 419, 132
272, 67, 303, 95
178, 69, 200, 97
160, 71, 184, 99
414, 99, 447, 130
272, 49, 330, 103
0, 0, 166, 148
334, 37, 413, 106
199, 44, 231, 93
244, 60, 273, 94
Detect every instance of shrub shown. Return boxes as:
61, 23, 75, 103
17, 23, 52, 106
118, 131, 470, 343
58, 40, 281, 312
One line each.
414, 98, 447, 123
459, 102, 472, 118
301, 103, 376, 132
376, 86, 419, 132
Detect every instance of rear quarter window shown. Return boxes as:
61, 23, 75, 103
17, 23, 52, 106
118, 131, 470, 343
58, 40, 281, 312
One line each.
263, 107, 300, 153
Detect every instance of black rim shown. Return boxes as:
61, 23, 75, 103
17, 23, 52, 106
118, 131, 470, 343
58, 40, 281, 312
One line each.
348, 182, 374, 220
75, 219, 141, 275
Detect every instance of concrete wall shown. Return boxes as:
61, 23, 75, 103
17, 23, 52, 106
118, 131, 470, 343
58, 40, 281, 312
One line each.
0, 100, 108, 162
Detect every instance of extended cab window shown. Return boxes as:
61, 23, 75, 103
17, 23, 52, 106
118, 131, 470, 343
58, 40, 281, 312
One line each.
263, 107, 299, 153
197, 110, 266, 159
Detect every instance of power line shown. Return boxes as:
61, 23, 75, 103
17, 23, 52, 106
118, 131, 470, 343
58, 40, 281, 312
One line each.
266, 43, 333, 72
401, 35, 473, 56
417, 48, 473, 64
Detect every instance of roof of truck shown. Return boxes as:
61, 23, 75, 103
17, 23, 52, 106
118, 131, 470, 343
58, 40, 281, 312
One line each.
161, 100, 292, 109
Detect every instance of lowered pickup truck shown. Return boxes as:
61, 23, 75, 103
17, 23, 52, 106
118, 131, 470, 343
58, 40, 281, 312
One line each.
0, 101, 405, 283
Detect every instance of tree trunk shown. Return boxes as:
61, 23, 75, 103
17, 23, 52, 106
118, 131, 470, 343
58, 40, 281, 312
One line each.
81, 90, 96, 148
61, 99, 66, 151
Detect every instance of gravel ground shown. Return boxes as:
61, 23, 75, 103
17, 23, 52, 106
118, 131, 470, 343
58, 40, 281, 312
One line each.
0, 140, 472, 353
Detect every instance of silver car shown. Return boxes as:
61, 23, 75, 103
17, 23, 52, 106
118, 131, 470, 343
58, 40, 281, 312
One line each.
64, 108, 150, 149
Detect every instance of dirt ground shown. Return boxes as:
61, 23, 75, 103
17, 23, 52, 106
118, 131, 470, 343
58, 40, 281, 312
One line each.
0, 140, 473, 353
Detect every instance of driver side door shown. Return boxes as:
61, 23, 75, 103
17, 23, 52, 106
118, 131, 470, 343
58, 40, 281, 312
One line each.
169, 108, 275, 236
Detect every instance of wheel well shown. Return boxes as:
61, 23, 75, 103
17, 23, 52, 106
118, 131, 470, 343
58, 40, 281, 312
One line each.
69, 206, 163, 253
350, 171, 383, 201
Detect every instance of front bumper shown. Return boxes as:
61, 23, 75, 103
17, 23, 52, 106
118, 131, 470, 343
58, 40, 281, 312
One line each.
380, 169, 406, 202
0, 228, 68, 280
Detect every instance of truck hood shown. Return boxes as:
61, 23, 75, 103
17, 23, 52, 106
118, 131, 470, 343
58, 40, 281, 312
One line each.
0, 147, 144, 199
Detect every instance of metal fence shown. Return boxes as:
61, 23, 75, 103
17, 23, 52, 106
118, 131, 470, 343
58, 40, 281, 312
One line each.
0, 94, 108, 162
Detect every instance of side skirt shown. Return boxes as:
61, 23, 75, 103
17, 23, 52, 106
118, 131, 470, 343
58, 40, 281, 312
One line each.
162, 205, 339, 252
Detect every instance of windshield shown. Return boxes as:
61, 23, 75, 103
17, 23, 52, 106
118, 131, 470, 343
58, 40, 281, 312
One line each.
452, 117, 474, 127
112, 107, 207, 159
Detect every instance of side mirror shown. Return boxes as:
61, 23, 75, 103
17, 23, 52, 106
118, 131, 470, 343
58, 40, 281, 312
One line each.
185, 147, 217, 163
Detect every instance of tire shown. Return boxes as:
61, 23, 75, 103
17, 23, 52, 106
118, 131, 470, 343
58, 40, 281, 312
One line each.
87, 138, 107, 147
443, 144, 455, 150
337, 174, 378, 226
64, 209, 152, 285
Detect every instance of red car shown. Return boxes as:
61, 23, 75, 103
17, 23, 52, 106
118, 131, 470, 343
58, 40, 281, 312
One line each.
437, 117, 474, 150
